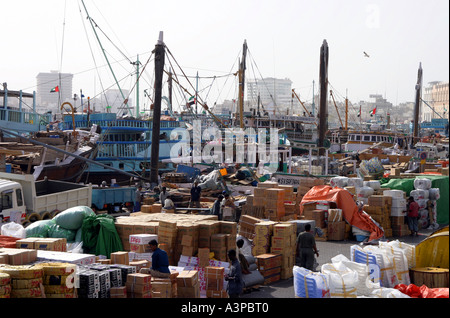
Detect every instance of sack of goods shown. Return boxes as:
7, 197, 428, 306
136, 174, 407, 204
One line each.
413, 178, 432, 190
321, 262, 359, 298
363, 180, 381, 190
293, 266, 330, 298
347, 177, 364, 188
410, 189, 429, 201
330, 177, 348, 188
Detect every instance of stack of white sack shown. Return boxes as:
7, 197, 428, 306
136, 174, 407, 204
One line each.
321, 261, 359, 298
383, 190, 407, 217
330, 176, 348, 188
356, 186, 374, 205
331, 254, 380, 297
363, 180, 381, 190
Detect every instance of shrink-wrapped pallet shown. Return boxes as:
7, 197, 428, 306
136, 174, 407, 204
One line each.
293, 266, 330, 298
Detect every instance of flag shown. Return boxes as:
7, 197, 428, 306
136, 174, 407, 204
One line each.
188, 96, 196, 106
369, 107, 377, 117
50, 86, 59, 93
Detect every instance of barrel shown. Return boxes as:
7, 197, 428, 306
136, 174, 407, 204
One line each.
409, 267, 449, 288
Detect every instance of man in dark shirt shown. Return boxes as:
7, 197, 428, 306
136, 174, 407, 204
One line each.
210, 194, 224, 219
189, 180, 202, 210
148, 239, 171, 278
225, 249, 243, 298
296, 223, 319, 271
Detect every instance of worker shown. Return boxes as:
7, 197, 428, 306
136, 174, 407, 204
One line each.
210, 194, 224, 219
405, 196, 419, 236
159, 186, 169, 208
225, 249, 244, 298
296, 223, 319, 271
236, 239, 250, 274
189, 180, 202, 210
133, 185, 142, 212
221, 193, 236, 221
147, 239, 171, 278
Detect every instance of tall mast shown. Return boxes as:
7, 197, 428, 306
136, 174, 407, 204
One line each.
150, 31, 165, 185
413, 62, 423, 146
318, 40, 329, 156
239, 40, 248, 129
81, 0, 130, 114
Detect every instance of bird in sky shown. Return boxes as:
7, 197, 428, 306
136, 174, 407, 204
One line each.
363, 51, 370, 58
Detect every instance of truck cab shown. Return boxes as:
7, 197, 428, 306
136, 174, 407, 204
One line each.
0, 179, 27, 223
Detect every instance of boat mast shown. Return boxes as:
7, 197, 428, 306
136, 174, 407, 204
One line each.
238, 40, 248, 129
150, 31, 165, 186
318, 40, 329, 156
412, 62, 423, 146
80, 0, 131, 115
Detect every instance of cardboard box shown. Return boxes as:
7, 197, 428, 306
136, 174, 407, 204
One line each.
127, 273, 152, 285
177, 270, 198, 287
110, 286, 127, 298
181, 235, 194, 246
311, 210, 326, 228
198, 248, 210, 267
210, 234, 227, 248
15, 238, 40, 249
129, 234, 157, 245
178, 283, 200, 298
327, 221, 346, 241
129, 243, 152, 253
328, 209, 343, 222
265, 188, 286, 201
210, 246, 227, 261
256, 254, 282, 271
219, 221, 237, 235
206, 289, 228, 298
111, 251, 129, 265
181, 245, 195, 256
257, 181, 278, 188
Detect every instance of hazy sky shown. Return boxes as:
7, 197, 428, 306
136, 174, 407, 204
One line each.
1, 0, 449, 112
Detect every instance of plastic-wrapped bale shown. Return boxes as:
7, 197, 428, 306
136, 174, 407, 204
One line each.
418, 210, 429, 229
363, 180, 381, 190
47, 223, 76, 243
413, 178, 432, 190
321, 262, 359, 298
416, 199, 428, 210
331, 254, 380, 297
53, 206, 96, 231
293, 266, 330, 298
347, 177, 364, 188
410, 189, 429, 201
379, 240, 416, 269
356, 186, 374, 205
330, 177, 348, 188
362, 245, 398, 288
428, 188, 440, 200
369, 287, 410, 298
25, 219, 55, 238
350, 245, 381, 286
382, 189, 404, 199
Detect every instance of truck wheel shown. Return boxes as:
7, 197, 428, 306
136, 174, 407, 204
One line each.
27, 213, 41, 223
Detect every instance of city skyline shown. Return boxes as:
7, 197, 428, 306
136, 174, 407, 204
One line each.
1, 0, 448, 114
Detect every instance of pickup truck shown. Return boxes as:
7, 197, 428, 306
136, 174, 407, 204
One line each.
0, 172, 92, 225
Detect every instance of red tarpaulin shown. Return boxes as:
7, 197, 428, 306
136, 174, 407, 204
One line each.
395, 284, 449, 298
300, 185, 384, 241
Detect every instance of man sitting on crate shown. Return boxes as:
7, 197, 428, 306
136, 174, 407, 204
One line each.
146, 239, 171, 278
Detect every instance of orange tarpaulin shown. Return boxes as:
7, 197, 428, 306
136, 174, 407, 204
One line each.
300, 185, 384, 241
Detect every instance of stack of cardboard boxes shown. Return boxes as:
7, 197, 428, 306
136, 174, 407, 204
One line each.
177, 270, 200, 298
252, 221, 276, 256
364, 195, 394, 237
238, 215, 262, 239
16, 238, 67, 252
177, 222, 199, 258
158, 220, 178, 264
0, 248, 37, 265
255, 253, 282, 284
326, 209, 346, 241
270, 223, 296, 279
205, 266, 227, 298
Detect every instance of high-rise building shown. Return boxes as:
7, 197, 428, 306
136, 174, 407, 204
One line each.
36, 71, 73, 113
423, 81, 449, 121
246, 77, 300, 114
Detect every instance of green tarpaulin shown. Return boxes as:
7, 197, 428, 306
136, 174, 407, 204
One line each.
81, 214, 123, 258
380, 175, 449, 224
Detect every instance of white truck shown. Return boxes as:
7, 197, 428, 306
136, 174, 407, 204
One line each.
0, 172, 92, 225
